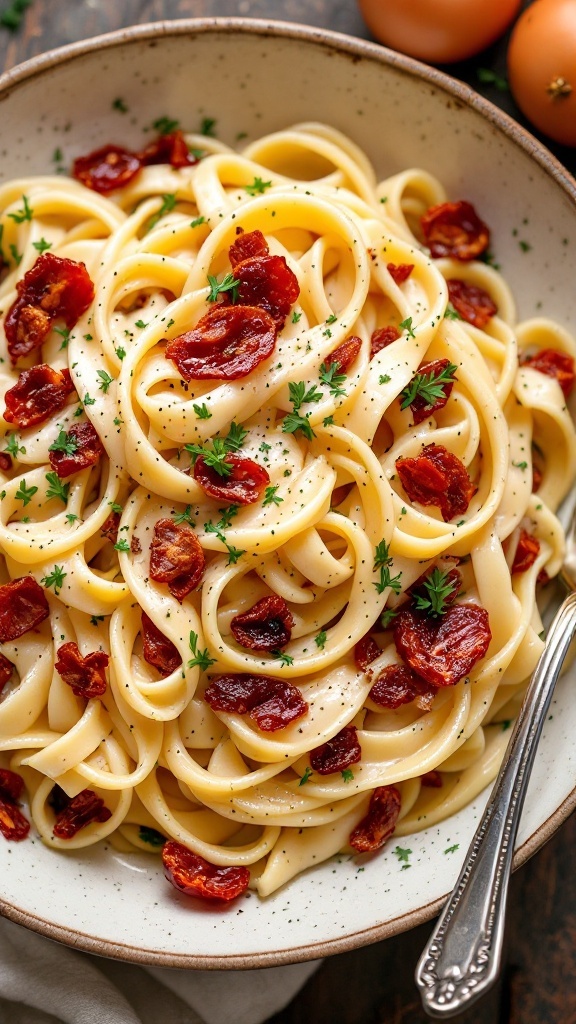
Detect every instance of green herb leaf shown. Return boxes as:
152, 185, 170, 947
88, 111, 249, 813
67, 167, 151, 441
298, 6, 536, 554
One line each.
41, 564, 66, 595
373, 539, 402, 595
476, 68, 508, 92
341, 768, 354, 782
400, 362, 457, 412
399, 316, 416, 338
393, 845, 412, 864
32, 237, 52, 254
15, 479, 38, 506
188, 631, 216, 671
48, 429, 78, 457
314, 630, 327, 649
191, 216, 205, 228
200, 117, 216, 137
83, 393, 96, 406
412, 566, 459, 618
319, 360, 347, 399
245, 176, 272, 196
299, 766, 313, 786
45, 472, 70, 504
97, 369, 114, 393
152, 115, 179, 135
443, 304, 462, 321
139, 825, 166, 847
114, 538, 130, 552
112, 97, 128, 113
263, 484, 283, 507
291, 310, 302, 324
147, 192, 177, 232
272, 650, 293, 666
444, 844, 460, 854
4, 432, 25, 458
8, 194, 33, 223
207, 271, 240, 303
173, 504, 195, 526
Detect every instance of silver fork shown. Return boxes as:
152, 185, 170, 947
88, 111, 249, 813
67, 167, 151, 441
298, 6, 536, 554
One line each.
415, 508, 576, 1017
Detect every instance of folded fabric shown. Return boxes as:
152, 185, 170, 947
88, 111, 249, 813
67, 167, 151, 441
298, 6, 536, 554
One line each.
0, 918, 321, 1024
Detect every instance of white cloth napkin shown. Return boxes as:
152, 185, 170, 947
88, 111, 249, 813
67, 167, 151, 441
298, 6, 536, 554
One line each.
0, 918, 321, 1024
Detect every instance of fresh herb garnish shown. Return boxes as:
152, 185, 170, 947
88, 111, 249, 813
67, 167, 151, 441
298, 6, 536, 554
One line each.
399, 316, 416, 338
314, 630, 327, 650
41, 564, 66, 595
152, 115, 179, 135
319, 361, 347, 399
8, 194, 33, 223
15, 479, 38, 506
476, 68, 508, 92
188, 631, 216, 671
341, 768, 355, 782
413, 567, 458, 618
114, 538, 130, 552
32, 237, 52, 254
139, 825, 166, 847
147, 192, 177, 232
272, 650, 293, 666
207, 271, 240, 303
245, 176, 272, 196
299, 766, 313, 786
200, 117, 216, 137
373, 539, 402, 595
48, 429, 78, 457
97, 369, 114, 393
4, 433, 25, 458
400, 362, 457, 411
173, 504, 195, 526
282, 381, 323, 441
45, 472, 70, 504
263, 484, 283, 507
185, 422, 248, 478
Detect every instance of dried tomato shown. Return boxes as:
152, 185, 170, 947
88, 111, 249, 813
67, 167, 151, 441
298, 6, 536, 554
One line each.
149, 519, 205, 601
0, 576, 49, 643
387, 262, 414, 286
396, 443, 475, 522
139, 130, 198, 169
407, 358, 456, 424
324, 335, 362, 373
0, 768, 24, 803
141, 611, 181, 676
310, 725, 362, 775
522, 348, 576, 398
55, 641, 109, 699
234, 254, 300, 329
100, 511, 120, 545
393, 603, 491, 688
370, 326, 400, 357
354, 634, 382, 671
0, 652, 14, 690
0, 768, 29, 842
369, 663, 437, 710
204, 673, 308, 731
0, 795, 30, 841
421, 770, 443, 788
194, 453, 269, 506
52, 788, 112, 838
229, 228, 269, 267
349, 785, 401, 853
72, 144, 142, 193
5, 254, 95, 363
421, 200, 490, 261
230, 595, 294, 651
48, 421, 104, 479
447, 279, 497, 329
3, 364, 75, 428
511, 529, 540, 574
162, 840, 250, 902
0, 454, 11, 472
165, 304, 277, 381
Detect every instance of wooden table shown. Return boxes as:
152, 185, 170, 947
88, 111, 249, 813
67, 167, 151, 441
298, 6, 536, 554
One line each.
2, 3, 574, 1022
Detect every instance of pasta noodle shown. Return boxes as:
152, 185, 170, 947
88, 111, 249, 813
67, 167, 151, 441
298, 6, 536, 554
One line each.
0, 121, 574, 900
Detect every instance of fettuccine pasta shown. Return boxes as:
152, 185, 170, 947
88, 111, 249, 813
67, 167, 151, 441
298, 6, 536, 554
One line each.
0, 121, 573, 900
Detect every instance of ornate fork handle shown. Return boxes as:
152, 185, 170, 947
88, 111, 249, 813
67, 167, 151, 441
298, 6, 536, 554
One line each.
416, 589, 576, 1018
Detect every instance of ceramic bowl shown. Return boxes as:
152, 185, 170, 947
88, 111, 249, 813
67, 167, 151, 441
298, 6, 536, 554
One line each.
1, 18, 575, 968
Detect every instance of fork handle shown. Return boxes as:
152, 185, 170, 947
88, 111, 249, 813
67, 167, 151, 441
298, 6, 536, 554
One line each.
415, 589, 576, 1018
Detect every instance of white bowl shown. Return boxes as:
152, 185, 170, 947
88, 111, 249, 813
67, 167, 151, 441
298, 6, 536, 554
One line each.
1, 18, 575, 968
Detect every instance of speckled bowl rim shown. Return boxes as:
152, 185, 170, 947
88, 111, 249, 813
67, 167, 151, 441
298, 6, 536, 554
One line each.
0, 16, 575, 969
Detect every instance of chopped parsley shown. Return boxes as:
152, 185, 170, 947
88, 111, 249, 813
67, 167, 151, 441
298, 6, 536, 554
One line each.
4, 433, 25, 458
443, 304, 462, 321
444, 844, 460, 855
341, 769, 355, 782
291, 310, 302, 324
45, 472, 70, 504
193, 402, 212, 420
190, 216, 206, 229
272, 650, 293, 666
114, 538, 130, 552
97, 369, 114, 393
400, 362, 457, 411
147, 192, 177, 232
263, 485, 283, 507
185, 422, 248, 477
282, 381, 323, 441
8, 194, 33, 223
319, 361, 347, 399
413, 566, 459, 618
48, 429, 78, 457
152, 115, 179, 134
173, 504, 195, 526
393, 845, 412, 865
399, 316, 416, 339
476, 68, 508, 92
373, 539, 402, 595
15, 479, 38, 506
314, 630, 327, 649
32, 237, 52, 254
380, 608, 397, 629
188, 631, 216, 671
112, 97, 128, 113
139, 825, 166, 847
41, 564, 67, 595
245, 176, 272, 196
200, 117, 216, 137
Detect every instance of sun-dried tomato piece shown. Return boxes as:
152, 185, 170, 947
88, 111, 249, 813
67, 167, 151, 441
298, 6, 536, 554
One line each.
141, 611, 181, 676
165, 304, 277, 381
5, 254, 95, 363
229, 228, 269, 268
354, 634, 382, 671
422, 770, 443, 787
0, 768, 24, 803
369, 664, 437, 710
162, 840, 250, 902
149, 519, 205, 601
447, 279, 497, 329
194, 453, 269, 506
204, 673, 308, 731
349, 785, 401, 853
0, 653, 14, 691
72, 144, 142, 193
421, 200, 490, 261
139, 130, 198, 169
511, 529, 540, 574
48, 421, 104, 479
55, 641, 108, 699
387, 262, 414, 286
0, 795, 30, 841
324, 335, 362, 373
0, 576, 49, 643
3, 364, 75, 428
52, 788, 112, 838
370, 326, 400, 357
406, 358, 456, 425
522, 348, 576, 398
310, 725, 362, 775
100, 511, 120, 545
396, 443, 475, 522
234, 254, 300, 329
0, 453, 11, 472
393, 603, 491, 688
230, 595, 294, 651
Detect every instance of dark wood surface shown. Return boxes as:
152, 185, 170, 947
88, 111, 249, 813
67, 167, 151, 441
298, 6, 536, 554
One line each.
2, 3, 575, 1022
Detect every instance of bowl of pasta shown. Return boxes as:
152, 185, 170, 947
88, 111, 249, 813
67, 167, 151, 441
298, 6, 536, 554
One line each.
0, 17, 575, 968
